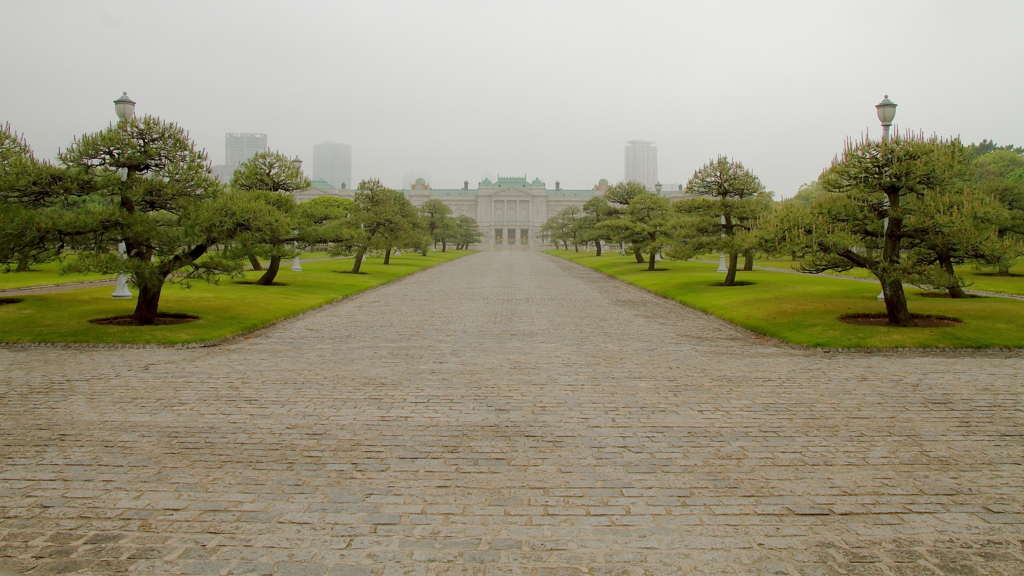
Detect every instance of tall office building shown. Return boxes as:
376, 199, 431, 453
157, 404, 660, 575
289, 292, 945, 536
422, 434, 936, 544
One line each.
313, 141, 353, 189
225, 133, 268, 174
624, 140, 658, 191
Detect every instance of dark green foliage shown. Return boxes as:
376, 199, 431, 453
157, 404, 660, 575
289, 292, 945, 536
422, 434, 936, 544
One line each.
681, 156, 770, 285
54, 115, 275, 324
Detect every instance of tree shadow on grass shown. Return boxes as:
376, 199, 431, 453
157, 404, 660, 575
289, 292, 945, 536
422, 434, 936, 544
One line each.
335, 271, 368, 275
90, 313, 199, 326
233, 281, 288, 286
709, 281, 756, 287
0, 298, 24, 305
838, 313, 962, 328
917, 291, 987, 299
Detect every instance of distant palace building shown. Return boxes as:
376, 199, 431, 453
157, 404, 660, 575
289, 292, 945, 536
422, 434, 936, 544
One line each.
292, 174, 690, 249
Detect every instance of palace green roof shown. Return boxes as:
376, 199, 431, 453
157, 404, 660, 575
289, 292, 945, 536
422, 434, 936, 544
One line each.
547, 189, 597, 196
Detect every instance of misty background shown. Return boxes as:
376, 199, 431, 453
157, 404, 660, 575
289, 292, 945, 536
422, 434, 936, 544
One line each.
2, 0, 1021, 197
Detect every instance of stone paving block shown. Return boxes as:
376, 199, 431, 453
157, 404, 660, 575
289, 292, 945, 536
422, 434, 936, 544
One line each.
1, 251, 1022, 576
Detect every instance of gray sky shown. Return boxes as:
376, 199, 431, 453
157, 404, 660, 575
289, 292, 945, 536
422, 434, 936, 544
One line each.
3, 0, 1021, 197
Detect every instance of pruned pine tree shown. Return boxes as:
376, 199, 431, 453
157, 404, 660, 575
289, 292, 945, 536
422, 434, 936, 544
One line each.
598, 193, 674, 270
346, 179, 419, 273
453, 215, 482, 249
684, 156, 769, 285
230, 151, 311, 284
0, 124, 75, 271
420, 199, 453, 251
58, 116, 264, 325
759, 134, 992, 325
580, 196, 619, 256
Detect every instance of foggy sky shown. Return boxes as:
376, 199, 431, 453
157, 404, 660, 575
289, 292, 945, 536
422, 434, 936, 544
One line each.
3, 0, 1021, 198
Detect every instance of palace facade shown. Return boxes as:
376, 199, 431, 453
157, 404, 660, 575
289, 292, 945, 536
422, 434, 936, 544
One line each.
295, 175, 668, 249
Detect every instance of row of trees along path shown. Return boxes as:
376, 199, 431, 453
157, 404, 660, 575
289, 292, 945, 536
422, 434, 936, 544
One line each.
0, 119, 482, 325
541, 135, 1023, 327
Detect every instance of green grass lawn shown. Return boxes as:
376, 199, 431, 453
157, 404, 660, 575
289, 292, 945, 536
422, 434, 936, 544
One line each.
550, 250, 1024, 349
0, 260, 114, 291
0, 252, 343, 292
750, 257, 1024, 295
0, 251, 472, 345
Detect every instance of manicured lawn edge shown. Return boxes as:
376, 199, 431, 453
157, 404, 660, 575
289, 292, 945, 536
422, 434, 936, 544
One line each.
547, 251, 1024, 354
0, 252, 474, 349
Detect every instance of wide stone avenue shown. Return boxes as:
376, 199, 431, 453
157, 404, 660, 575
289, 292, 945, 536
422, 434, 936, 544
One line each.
1, 251, 1022, 575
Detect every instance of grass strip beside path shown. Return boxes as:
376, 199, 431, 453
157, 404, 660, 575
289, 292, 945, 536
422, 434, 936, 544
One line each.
0, 251, 472, 345
751, 257, 1024, 296
0, 260, 114, 291
550, 250, 1024, 349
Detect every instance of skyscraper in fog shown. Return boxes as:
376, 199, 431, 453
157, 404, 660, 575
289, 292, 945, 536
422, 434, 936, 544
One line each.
313, 141, 352, 189
625, 140, 658, 191
225, 133, 268, 174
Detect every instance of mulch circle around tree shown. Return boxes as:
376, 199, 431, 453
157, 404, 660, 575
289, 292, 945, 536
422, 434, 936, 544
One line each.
0, 298, 24, 305
90, 313, 199, 326
838, 313, 962, 328
233, 281, 288, 286
917, 291, 986, 299
709, 281, 756, 287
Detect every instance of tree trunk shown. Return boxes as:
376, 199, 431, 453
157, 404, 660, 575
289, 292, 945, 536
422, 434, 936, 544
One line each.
648, 249, 657, 271
131, 280, 163, 325
997, 265, 1011, 276
254, 255, 281, 285
247, 252, 262, 270
723, 253, 740, 286
595, 241, 602, 257
634, 249, 645, 263
351, 248, 366, 273
574, 244, 579, 252
15, 255, 30, 272
938, 255, 967, 298
880, 273, 915, 325
743, 251, 754, 271
441, 241, 447, 253
383, 247, 392, 265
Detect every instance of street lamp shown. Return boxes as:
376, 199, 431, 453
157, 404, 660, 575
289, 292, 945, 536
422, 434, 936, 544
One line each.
111, 92, 135, 299
875, 95, 897, 143
875, 95, 897, 300
290, 156, 304, 272
113, 92, 136, 121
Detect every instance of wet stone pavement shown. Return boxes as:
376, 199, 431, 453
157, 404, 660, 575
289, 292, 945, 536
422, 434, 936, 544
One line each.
1, 250, 1022, 576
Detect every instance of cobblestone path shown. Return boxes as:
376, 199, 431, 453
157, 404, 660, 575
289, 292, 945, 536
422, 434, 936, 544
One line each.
2, 251, 1023, 576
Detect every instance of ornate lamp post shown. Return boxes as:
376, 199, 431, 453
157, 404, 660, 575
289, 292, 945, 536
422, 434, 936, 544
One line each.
875, 95, 897, 143
111, 92, 135, 299
875, 95, 897, 300
290, 156, 304, 272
